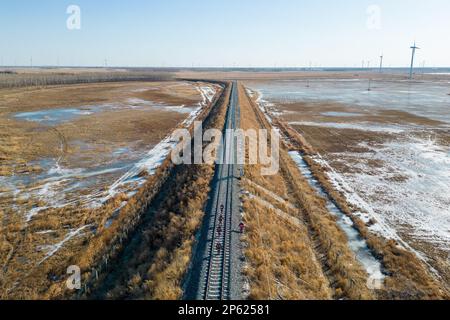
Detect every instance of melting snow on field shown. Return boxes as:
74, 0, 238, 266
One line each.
37, 225, 92, 264
322, 136, 450, 253
250, 85, 449, 277
288, 121, 407, 134
90, 84, 218, 207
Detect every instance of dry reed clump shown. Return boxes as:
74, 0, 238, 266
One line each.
0, 203, 109, 299
239, 84, 335, 300
273, 107, 448, 299
241, 181, 293, 214
131, 164, 215, 300
242, 199, 332, 300
240, 84, 374, 300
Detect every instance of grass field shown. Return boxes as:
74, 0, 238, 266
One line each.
0, 79, 221, 298
243, 75, 450, 299
1, 69, 448, 300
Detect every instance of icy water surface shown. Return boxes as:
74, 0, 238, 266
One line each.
13, 101, 196, 126
14, 107, 102, 125
253, 79, 450, 124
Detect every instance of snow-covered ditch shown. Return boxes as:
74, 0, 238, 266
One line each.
289, 151, 385, 283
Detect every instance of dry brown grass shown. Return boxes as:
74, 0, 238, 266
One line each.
240, 83, 375, 300
242, 200, 331, 300
45, 80, 230, 300
279, 101, 445, 127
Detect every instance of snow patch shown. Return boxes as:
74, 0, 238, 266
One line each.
288, 121, 406, 134
37, 225, 91, 264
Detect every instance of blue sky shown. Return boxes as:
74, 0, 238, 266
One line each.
1, 0, 449, 67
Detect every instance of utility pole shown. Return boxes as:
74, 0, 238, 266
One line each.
379, 55, 384, 73
409, 42, 420, 80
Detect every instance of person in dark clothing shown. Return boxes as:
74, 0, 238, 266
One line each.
239, 222, 245, 233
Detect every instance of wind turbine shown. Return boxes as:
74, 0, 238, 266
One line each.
379, 54, 384, 73
409, 42, 420, 79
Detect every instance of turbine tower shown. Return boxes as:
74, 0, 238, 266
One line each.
409, 42, 420, 79
379, 54, 384, 73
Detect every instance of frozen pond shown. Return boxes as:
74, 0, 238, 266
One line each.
13, 99, 202, 127
14, 107, 102, 125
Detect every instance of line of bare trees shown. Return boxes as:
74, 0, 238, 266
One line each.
0, 72, 173, 89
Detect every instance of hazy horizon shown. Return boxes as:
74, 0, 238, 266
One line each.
1, 0, 450, 68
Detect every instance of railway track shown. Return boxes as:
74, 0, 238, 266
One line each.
202, 81, 240, 300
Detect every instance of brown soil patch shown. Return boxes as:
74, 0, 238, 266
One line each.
278, 101, 445, 127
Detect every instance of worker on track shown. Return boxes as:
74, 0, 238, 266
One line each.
216, 242, 222, 254
239, 222, 245, 233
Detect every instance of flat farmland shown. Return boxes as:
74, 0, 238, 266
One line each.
246, 76, 450, 291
